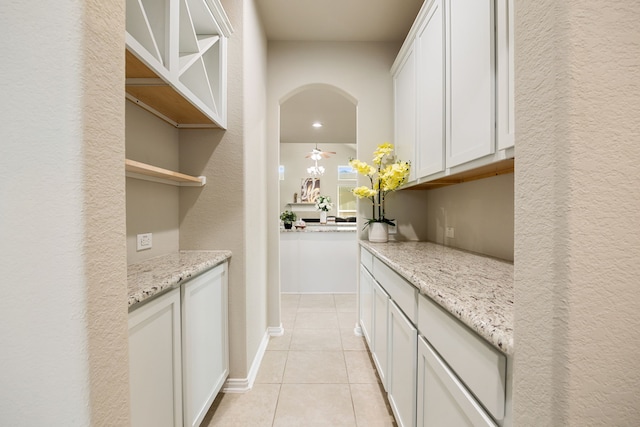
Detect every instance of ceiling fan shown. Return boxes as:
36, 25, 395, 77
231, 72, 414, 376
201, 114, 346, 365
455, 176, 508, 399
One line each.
305, 145, 336, 160
305, 144, 335, 176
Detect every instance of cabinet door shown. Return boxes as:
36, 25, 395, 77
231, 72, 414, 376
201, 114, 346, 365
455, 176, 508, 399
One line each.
394, 40, 417, 182
416, 0, 445, 179
280, 233, 300, 293
371, 280, 390, 390
359, 264, 374, 347
387, 301, 417, 427
182, 263, 229, 427
446, 0, 495, 168
417, 336, 497, 427
129, 288, 182, 427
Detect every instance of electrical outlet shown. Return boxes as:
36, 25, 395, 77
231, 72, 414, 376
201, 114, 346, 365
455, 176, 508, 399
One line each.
445, 227, 455, 239
137, 233, 152, 251
388, 224, 397, 235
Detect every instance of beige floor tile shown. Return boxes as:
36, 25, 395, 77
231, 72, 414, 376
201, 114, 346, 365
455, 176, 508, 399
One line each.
290, 328, 343, 351
350, 383, 397, 427
297, 294, 336, 312
341, 328, 368, 351
294, 311, 339, 329
273, 384, 357, 427
334, 293, 357, 312
338, 311, 358, 329
345, 351, 380, 384
267, 328, 292, 351
281, 293, 301, 304
283, 350, 348, 383
202, 383, 280, 427
255, 351, 288, 384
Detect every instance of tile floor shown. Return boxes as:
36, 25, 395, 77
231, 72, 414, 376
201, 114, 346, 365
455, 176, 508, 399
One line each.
201, 293, 397, 427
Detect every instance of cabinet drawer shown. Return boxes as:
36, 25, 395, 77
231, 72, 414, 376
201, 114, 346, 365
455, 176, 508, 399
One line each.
373, 258, 417, 323
360, 247, 374, 273
418, 295, 506, 421
418, 335, 497, 427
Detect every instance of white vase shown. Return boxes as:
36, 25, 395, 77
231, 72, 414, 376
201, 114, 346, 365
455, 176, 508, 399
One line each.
368, 222, 388, 243
320, 211, 327, 224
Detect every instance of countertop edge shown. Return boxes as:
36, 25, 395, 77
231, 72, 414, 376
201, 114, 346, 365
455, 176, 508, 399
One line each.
128, 250, 232, 311
360, 241, 514, 355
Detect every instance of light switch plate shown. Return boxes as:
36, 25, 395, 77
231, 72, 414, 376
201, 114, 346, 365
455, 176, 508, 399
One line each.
137, 233, 152, 251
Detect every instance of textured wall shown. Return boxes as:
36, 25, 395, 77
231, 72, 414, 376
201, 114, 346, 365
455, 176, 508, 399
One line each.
425, 174, 514, 261
180, 0, 269, 379
1, 0, 129, 424
126, 103, 181, 263
514, 0, 640, 424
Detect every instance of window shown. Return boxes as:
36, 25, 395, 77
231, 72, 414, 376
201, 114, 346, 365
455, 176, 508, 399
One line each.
337, 185, 356, 218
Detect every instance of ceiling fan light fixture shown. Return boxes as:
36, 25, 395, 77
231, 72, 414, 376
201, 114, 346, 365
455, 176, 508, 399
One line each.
307, 165, 325, 176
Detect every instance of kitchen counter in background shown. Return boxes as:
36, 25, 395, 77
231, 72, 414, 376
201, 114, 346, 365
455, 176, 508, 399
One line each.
360, 241, 514, 354
128, 250, 232, 310
281, 224, 357, 232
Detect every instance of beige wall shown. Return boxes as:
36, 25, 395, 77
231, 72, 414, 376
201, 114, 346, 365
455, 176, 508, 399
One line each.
179, 0, 269, 380
514, 0, 640, 424
125, 103, 181, 263
2, 0, 129, 424
424, 174, 514, 261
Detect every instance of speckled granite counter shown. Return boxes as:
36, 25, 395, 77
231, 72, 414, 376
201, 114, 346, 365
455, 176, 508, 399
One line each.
128, 250, 232, 310
360, 241, 513, 355
281, 225, 357, 233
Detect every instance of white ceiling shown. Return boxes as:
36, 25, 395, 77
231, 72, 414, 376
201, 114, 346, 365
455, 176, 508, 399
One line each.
256, 0, 424, 146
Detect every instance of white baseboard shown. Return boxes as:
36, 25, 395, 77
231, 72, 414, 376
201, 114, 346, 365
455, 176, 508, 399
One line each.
268, 323, 284, 337
222, 328, 271, 393
354, 322, 363, 337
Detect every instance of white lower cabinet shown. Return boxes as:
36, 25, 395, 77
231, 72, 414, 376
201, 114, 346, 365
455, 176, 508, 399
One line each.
387, 301, 418, 427
359, 265, 374, 346
129, 288, 183, 427
371, 280, 390, 389
128, 263, 229, 427
360, 249, 510, 427
181, 264, 229, 427
417, 335, 497, 427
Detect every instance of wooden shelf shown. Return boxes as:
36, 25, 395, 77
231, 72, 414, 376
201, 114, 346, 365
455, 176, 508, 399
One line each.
125, 159, 206, 186
405, 158, 514, 190
125, 50, 220, 128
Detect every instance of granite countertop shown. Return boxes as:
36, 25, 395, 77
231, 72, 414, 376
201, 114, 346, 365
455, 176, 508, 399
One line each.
128, 250, 232, 310
281, 225, 356, 233
360, 241, 513, 355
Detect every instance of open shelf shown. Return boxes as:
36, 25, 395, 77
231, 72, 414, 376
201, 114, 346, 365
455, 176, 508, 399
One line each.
125, 159, 206, 186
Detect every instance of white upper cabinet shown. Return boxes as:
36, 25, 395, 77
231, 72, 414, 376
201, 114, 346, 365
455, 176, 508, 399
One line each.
446, 0, 495, 168
496, 0, 515, 150
415, 0, 445, 178
393, 41, 417, 183
126, 0, 232, 128
393, 0, 514, 188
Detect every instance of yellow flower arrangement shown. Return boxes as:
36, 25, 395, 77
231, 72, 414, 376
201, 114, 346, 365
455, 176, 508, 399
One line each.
349, 142, 410, 227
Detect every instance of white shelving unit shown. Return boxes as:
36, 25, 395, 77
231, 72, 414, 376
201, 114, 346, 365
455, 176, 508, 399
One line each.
125, 0, 232, 128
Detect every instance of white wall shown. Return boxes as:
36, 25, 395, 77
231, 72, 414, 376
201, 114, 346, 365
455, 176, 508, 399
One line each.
1, 1, 129, 424
514, 0, 640, 424
242, 0, 269, 375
